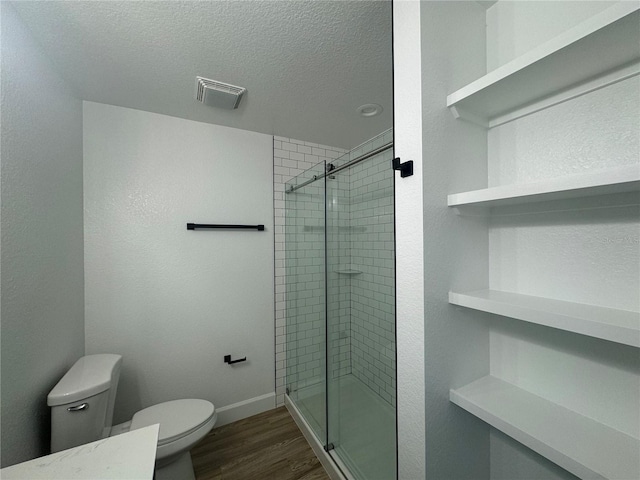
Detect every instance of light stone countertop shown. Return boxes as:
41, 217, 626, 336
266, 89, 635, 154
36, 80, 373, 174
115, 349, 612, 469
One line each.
0, 424, 159, 479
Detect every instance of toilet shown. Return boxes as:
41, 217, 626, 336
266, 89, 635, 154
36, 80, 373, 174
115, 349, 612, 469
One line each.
47, 354, 216, 480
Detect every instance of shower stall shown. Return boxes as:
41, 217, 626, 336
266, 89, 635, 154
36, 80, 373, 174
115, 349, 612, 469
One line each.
284, 130, 396, 480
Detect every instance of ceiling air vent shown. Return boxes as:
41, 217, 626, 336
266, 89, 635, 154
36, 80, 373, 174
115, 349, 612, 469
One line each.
195, 76, 246, 110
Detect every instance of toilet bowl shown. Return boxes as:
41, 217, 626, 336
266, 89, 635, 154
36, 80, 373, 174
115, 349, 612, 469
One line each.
48, 354, 216, 480
129, 399, 217, 480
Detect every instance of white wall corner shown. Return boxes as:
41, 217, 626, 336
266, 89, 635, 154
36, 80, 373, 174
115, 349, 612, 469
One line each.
393, 1, 426, 478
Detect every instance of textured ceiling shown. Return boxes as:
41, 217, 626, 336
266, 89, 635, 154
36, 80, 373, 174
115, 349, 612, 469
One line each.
11, 1, 393, 149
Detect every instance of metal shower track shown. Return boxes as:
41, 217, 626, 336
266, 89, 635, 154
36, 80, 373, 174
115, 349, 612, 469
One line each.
285, 142, 393, 194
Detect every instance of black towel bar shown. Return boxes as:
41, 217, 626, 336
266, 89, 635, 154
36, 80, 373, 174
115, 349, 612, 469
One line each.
187, 223, 264, 231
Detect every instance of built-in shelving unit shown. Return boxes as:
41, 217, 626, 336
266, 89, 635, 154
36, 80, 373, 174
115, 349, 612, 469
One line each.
449, 289, 640, 348
447, 3, 640, 128
447, 165, 640, 208
450, 376, 640, 480
446, 3, 640, 478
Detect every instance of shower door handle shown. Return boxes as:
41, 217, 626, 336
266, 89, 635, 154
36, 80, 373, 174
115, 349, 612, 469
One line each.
392, 157, 414, 178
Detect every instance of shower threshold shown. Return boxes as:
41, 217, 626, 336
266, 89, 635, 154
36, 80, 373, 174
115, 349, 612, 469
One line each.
286, 374, 396, 480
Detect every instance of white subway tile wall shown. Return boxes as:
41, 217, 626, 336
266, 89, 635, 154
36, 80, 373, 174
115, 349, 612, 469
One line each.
274, 137, 347, 406
347, 133, 396, 407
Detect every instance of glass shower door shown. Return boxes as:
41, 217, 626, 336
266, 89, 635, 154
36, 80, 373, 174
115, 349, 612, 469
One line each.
284, 129, 397, 480
285, 161, 327, 444
325, 158, 351, 459
326, 131, 397, 480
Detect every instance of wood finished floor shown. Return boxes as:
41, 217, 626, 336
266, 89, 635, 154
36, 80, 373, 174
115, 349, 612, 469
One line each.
192, 406, 330, 480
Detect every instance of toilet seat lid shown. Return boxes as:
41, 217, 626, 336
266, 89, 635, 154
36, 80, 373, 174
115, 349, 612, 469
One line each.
131, 399, 215, 446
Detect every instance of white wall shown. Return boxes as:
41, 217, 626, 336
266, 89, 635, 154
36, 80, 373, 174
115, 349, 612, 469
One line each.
0, 2, 85, 467
488, 75, 639, 310
83, 102, 275, 424
419, 2, 492, 479
486, 1, 615, 71
393, 1, 427, 477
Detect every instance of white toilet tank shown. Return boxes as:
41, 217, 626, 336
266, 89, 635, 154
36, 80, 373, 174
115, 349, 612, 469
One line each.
48, 354, 122, 453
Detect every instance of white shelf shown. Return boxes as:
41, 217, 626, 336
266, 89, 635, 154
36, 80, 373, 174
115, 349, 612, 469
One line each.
449, 290, 640, 348
447, 3, 640, 127
450, 376, 640, 480
447, 165, 640, 208
335, 269, 363, 275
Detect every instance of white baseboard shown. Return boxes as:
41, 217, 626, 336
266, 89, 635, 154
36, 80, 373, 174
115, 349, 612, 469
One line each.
215, 392, 276, 427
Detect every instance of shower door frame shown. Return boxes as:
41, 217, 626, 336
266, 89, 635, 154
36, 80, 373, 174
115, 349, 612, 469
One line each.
284, 134, 398, 480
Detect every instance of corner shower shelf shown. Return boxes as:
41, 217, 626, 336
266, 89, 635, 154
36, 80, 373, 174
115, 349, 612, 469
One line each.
449, 290, 640, 348
450, 375, 640, 480
446, 3, 640, 128
335, 269, 363, 275
447, 165, 640, 208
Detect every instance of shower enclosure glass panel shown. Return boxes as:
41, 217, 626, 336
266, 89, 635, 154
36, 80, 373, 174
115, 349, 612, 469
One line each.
285, 161, 327, 443
285, 129, 396, 480
326, 132, 396, 480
